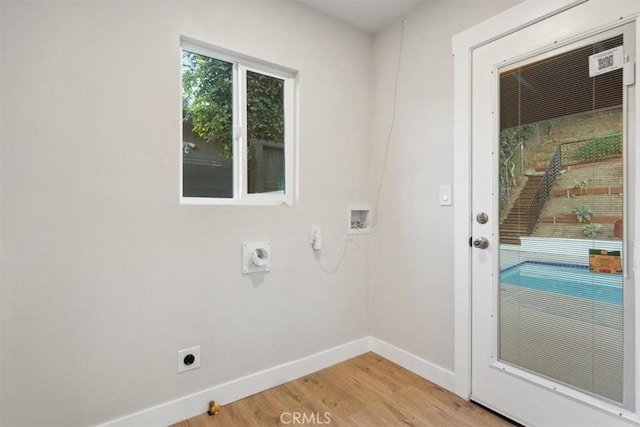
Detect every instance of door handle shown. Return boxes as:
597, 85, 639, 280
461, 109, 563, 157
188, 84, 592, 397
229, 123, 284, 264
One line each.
473, 237, 489, 249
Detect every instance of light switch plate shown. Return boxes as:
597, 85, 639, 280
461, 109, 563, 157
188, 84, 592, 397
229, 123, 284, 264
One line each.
439, 184, 452, 206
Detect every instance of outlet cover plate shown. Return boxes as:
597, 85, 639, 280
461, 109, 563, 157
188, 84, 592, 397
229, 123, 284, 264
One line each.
177, 346, 200, 373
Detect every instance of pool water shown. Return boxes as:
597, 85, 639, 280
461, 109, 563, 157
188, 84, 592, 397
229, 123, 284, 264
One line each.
500, 261, 622, 304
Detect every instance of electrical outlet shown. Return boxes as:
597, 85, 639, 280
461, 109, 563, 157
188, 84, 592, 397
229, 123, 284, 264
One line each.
177, 346, 200, 373
311, 225, 322, 250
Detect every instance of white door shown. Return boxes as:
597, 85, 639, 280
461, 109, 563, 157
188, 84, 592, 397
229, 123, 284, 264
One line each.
471, 2, 639, 426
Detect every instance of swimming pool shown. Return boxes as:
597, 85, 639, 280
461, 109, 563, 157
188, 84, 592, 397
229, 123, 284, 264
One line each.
500, 261, 622, 304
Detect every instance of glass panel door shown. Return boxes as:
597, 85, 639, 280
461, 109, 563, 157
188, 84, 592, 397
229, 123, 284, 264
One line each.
469, 3, 639, 425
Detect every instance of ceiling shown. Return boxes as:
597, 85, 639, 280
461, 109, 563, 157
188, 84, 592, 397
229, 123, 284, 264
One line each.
295, 0, 427, 33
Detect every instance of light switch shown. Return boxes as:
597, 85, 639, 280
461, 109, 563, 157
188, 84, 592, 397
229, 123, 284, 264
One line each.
440, 185, 452, 206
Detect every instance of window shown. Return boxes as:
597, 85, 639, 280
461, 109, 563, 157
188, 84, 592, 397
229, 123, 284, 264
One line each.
180, 37, 296, 205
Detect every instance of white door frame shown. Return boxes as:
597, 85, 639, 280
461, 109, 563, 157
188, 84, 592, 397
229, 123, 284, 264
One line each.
452, 0, 640, 413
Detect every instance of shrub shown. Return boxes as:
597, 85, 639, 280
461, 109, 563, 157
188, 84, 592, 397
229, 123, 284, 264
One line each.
583, 223, 602, 238
571, 205, 592, 223
573, 180, 588, 190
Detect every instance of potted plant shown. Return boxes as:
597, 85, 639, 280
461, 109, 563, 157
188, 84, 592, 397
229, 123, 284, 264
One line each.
614, 218, 623, 237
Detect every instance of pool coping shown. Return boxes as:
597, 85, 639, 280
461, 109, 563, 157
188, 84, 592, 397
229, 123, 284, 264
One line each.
500, 260, 590, 274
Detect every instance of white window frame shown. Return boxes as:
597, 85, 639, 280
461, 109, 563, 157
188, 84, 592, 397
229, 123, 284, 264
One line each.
180, 36, 298, 206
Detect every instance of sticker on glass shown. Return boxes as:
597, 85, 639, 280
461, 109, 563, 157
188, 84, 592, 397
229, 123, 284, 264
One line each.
589, 46, 624, 77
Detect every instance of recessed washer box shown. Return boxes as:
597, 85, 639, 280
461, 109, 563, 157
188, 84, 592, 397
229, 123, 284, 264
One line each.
348, 204, 370, 234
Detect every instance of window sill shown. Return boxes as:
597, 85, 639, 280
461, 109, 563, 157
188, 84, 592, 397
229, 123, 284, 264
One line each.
180, 196, 294, 206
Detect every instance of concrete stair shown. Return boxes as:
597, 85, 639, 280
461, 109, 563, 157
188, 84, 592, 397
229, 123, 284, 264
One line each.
500, 175, 543, 245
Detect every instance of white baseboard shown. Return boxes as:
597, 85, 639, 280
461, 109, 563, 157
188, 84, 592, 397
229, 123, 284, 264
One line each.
370, 337, 456, 393
97, 336, 456, 427
96, 337, 372, 427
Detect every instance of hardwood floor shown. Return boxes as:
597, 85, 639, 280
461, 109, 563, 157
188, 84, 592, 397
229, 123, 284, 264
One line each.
171, 352, 515, 427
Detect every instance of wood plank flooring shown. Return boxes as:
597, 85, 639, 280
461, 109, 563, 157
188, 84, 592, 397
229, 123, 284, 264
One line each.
172, 352, 515, 427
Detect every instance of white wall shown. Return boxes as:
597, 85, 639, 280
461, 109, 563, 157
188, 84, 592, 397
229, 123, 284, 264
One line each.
369, 0, 521, 371
0, 2, 3, 422
0, 1, 371, 425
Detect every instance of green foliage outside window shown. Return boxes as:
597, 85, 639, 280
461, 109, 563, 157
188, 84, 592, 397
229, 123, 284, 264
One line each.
583, 223, 602, 238
182, 51, 233, 157
182, 51, 284, 159
573, 134, 622, 162
572, 205, 593, 223
499, 125, 534, 208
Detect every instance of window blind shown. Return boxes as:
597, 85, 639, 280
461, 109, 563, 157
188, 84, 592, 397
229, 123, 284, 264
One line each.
498, 33, 626, 404
500, 35, 623, 130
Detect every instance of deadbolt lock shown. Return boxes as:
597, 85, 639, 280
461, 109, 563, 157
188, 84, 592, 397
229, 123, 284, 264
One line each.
473, 237, 489, 249
476, 212, 489, 224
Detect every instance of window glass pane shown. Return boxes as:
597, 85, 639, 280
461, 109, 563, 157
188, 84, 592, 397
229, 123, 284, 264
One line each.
182, 50, 233, 198
498, 35, 625, 403
246, 71, 285, 194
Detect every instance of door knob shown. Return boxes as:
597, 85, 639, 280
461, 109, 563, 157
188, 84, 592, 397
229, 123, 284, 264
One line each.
473, 237, 489, 249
